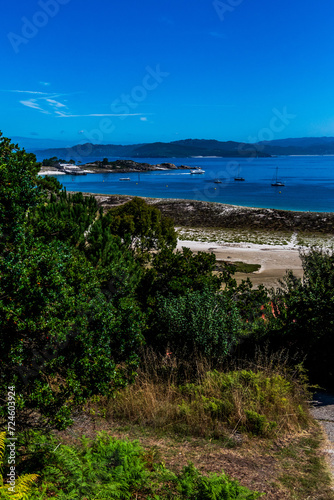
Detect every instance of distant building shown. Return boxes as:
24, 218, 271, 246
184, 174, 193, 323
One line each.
59, 163, 80, 170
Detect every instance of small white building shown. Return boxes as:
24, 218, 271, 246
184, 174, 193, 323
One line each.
59, 163, 81, 170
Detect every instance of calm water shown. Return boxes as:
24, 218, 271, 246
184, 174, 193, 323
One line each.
44, 156, 334, 212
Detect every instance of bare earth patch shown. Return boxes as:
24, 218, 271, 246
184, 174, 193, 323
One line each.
56, 415, 333, 499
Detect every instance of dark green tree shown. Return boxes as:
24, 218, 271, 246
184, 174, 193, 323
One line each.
0, 134, 145, 430
0, 241, 144, 430
138, 246, 223, 309
28, 191, 98, 245
103, 197, 177, 258
83, 214, 143, 303
42, 157, 59, 167
0, 133, 40, 248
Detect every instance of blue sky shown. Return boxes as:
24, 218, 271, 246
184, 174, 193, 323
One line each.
1, 0, 334, 147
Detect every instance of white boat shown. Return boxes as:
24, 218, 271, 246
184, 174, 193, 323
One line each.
271, 167, 285, 187
119, 177, 131, 181
214, 179, 222, 184
190, 168, 205, 174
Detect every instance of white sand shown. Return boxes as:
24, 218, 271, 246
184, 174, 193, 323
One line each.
177, 239, 303, 288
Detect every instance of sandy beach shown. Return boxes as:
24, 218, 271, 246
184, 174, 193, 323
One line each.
177, 239, 304, 289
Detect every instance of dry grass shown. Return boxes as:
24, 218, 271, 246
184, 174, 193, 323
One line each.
57, 412, 333, 499
85, 349, 311, 441
57, 350, 332, 499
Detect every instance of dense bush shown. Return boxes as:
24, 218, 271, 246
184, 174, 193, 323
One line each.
0, 239, 144, 429
28, 190, 98, 245
151, 288, 240, 360
138, 247, 223, 309
253, 248, 334, 387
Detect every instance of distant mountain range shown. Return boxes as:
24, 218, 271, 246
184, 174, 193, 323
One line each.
257, 137, 334, 155
34, 139, 269, 160
28, 136, 334, 160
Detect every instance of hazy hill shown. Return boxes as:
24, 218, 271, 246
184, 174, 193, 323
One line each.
34, 139, 269, 160
256, 136, 334, 155
29, 136, 334, 159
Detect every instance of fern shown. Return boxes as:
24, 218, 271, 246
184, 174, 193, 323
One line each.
0, 432, 39, 500
0, 433, 5, 471
23, 432, 262, 499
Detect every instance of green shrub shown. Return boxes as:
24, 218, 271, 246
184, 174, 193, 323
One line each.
243, 411, 277, 437
175, 463, 263, 499
20, 433, 262, 499
256, 248, 334, 388
0, 240, 144, 430
152, 288, 240, 360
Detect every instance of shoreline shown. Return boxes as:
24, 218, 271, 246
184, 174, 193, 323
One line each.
70, 191, 334, 215
72, 193, 334, 232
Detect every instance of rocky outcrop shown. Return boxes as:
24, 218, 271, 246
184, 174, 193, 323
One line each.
79, 194, 334, 233
82, 160, 191, 172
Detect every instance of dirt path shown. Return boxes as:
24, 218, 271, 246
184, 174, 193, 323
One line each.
311, 392, 334, 488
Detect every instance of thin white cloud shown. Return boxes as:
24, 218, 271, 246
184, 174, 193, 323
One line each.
39, 81, 51, 86
56, 111, 145, 118
1, 89, 51, 95
6, 88, 146, 119
46, 98, 66, 108
140, 117, 148, 121
20, 99, 50, 114
17, 92, 69, 115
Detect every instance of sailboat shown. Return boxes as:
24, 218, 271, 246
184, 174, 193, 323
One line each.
271, 166, 285, 187
234, 164, 245, 181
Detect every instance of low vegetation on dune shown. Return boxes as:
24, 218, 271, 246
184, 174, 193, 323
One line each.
1, 133, 334, 499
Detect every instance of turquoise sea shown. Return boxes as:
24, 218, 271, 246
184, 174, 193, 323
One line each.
44, 156, 334, 213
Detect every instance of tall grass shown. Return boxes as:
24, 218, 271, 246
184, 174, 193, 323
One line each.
88, 348, 311, 439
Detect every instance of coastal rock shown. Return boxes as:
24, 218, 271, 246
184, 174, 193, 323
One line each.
81, 159, 190, 172
159, 162, 177, 169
